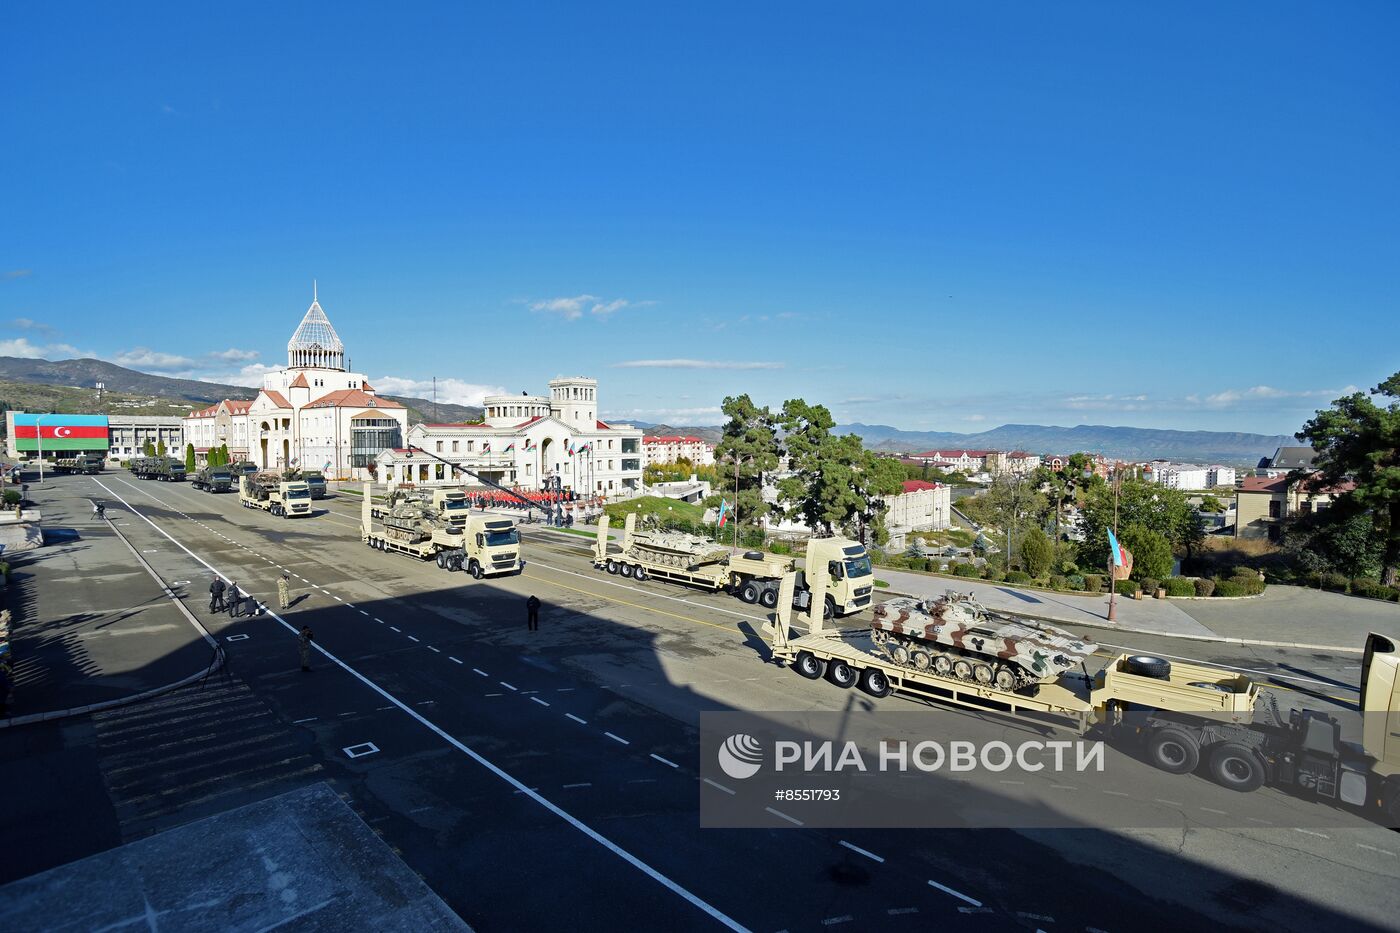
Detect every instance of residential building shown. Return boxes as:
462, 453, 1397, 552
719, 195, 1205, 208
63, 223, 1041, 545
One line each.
1235, 474, 1353, 541
182, 290, 409, 478
376, 377, 644, 496
886, 480, 952, 534
908, 450, 989, 473
643, 435, 715, 466
1146, 461, 1210, 490
1207, 465, 1237, 488
1258, 445, 1317, 478
985, 450, 1042, 475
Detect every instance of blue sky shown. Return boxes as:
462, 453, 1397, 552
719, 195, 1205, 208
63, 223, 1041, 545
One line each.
2, 2, 1396, 434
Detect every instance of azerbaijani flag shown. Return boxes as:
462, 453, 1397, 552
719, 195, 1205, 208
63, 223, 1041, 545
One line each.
11, 413, 109, 452
1107, 528, 1133, 578
482, 441, 491, 453
504, 442, 515, 453
717, 499, 730, 527
566, 440, 574, 456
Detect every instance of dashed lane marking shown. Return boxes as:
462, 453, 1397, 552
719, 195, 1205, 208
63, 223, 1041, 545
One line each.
1295, 828, 1330, 839
531, 697, 550, 707
838, 840, 884, 863
604, 732, 630, 745
500, 682, 518, 691
449, 657, 463, 664
765, 807, 803, 826
407, 635, 420, 643
703, 778, 735, 795
563, 782, 592, 789
927, 879, 981, 908
650, 754, 679, 768
473, 668, 489, 677
566, 714, 588, 724
428, 646, 441, 653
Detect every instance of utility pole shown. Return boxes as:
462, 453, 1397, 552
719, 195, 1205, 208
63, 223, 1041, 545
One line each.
432, 377, 438, 424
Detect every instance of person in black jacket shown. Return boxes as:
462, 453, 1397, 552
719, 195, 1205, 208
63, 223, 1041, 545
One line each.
209, 577, 226, 613
526, 595, 541, 631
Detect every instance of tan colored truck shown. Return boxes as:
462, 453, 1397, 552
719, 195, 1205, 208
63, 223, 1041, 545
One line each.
360, 483, 522, 576
592, 513, 875, 618
239, 473, 313, 518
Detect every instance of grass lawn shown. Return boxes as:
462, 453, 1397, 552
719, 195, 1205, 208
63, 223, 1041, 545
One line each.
910, 528, 978, 549
603, 495, 708, 526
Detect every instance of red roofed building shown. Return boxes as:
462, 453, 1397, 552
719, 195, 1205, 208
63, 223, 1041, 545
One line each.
643, 434, 715, 467
884, 479, 952, 544
908, 450, 991, 473
182, 287, 408, 477
1235, 473, 1356, 541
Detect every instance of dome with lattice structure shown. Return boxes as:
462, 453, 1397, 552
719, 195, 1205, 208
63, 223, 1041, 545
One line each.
287, 286, 345, 370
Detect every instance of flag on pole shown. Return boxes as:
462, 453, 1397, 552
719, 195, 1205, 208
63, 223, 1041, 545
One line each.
482, 441, 491, 453
566, 440, 574, 456
1107, 529, 1134, 580
504, 442, 515, 453
717, 499, 730, 527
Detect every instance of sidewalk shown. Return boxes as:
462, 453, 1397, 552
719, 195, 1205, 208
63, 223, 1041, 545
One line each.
2, 475, 217, 723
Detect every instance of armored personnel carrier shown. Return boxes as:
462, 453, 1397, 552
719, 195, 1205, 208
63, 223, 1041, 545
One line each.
870, 592, 1096, 691
623, 519, 730, 569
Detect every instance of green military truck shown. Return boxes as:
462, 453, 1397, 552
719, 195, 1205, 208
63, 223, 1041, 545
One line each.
191, 465, 234, 492
52, 453, 105, 475
284, 468, 327, 499
130, 456, 187, 482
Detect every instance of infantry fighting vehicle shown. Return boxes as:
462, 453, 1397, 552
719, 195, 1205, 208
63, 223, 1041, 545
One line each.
239, 472, 312, 517
130, 456, 187, 481
593, 513, 875, 617
52, 453, 104, 475
870, 592, 1097, 691
191, 465, 234, 492
361, 482, 522, 576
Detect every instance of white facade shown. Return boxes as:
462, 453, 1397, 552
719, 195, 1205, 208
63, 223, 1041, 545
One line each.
910, 450, 989, 473
376, 376, 644, 495
1147, 462, 1210, 490
986, 451, 1042, 475
182, 291, 408, 478
1208, 465, 1237, 488
643, 435, 716, 466
106, 415, 186, 460
886, 481, 952, 533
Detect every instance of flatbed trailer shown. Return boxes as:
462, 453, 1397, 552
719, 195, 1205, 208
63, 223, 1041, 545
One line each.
239, 474, 312, 517
358, 482, 523, 576
765, 570, 1400, 820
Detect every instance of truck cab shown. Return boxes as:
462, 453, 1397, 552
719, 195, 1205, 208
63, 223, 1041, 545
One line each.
431, 489, 471, 530
463, 515, 522, 578
279, 481, 313, 516
805, 538, 875, 616
301, 470, 327, 498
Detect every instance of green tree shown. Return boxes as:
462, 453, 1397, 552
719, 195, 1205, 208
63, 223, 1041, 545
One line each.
1284, 503, 1384, 580
1080, 478, 1193, 569
1198, 494, 1226, 513
1019, 526, 1054, 578
218, 444, 230, 466
143, 440, 155, 457
184, 443, 196, 473
710, 394, 780, 530
1298, 373, 1400, 586
1120, 523, 1174, 581
982, 475, 1046, 565
156, 440, 166, 457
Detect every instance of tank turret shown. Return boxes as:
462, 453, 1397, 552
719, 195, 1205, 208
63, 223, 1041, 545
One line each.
624, 519, 730, 569
870, 591, 1097, 692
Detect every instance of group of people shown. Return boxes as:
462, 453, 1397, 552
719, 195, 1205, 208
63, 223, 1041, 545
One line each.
465, 489, 577, 511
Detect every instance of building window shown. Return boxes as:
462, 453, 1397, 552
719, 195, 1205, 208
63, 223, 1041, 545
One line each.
1268, 501, 1282, 519
452, 440, 459, 452
436, 441, 443, 453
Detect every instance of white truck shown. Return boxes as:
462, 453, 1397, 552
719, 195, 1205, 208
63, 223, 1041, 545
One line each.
239, 473, 313, 517
360, 483, 523, 577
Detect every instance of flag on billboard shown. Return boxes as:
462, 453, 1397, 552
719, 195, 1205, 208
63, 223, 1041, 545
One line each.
717, 499, 730, 527
11, 413, 109, 451
1107, 528, 1134, 580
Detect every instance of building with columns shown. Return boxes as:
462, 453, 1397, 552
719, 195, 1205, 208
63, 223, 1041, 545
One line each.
183, 289, 408, 478
374, 376, 644, 496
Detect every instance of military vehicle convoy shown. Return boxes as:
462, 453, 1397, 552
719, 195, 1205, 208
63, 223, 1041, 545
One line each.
764, 571, 1400, 822
239, 472, 312, 517
52, 453, 104, 475
360, 483, 522, 577
284, 469, 327, 498
870, 592, 1097, 691
191, 465, 234, 492
592, 513, 875, 618
130, 456, 187, 481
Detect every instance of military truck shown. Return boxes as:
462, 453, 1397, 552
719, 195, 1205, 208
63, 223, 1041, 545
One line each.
360, 482, 522, 576
52, 453, 104, 475
239, 472, 312, 517
592, 513, 874, 618
284, 468, 327, 499
130, 456, 187, 481
765, 571, 1400, 823
191, 465, 234, 493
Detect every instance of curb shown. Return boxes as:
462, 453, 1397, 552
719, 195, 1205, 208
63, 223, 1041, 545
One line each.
881, 588, 1366, 654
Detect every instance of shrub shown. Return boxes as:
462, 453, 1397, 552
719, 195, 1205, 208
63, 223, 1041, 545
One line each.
1114, 579, 1140, 597
983, 569, 1006, 583
1066, 574, 1086, 591
1, 490, 18, 506
1120, 523, 1174, 581
1082, 573, 1103, 593
1164, 577, 1196, 597
1350, 579, 1388, 600
953, 562, 980, 578
1020, 527, 1054, 578
1139, 577, 1160, 596
768, 541, 792, 555
1321, 572, 1349, 593
1214, 579, 1247, 597
1006, 570, 1033, 585
1194, 577, 1216, 598
1049, 574, 1068, 591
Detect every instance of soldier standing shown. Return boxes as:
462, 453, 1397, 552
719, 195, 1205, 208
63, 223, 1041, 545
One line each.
526, 594, 541, 631
277, 573, 291, 611
209, 577, 226, 613
227, 581, 242, 618
298, 624, 314, 671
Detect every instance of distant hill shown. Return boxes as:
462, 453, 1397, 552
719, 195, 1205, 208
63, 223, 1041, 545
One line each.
837, 422, 1294, 465
0, 356, 482, 424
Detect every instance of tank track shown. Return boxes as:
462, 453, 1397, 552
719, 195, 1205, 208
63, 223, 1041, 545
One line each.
870, 630, 1035, 692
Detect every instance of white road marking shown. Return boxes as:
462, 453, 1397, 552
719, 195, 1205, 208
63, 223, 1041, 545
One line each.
500, 682, 518, 691
485, 693, 504, 697
563, 782, 592, 789
1154, 799, 1183, 807
407, 635, 420, 642
1294, 828, 1330, 839
531, 697, 550, 707
838, 840, 884, 863
566, 714, 588, 724
887, 907, 918, 916
1102, 790, 1130, 797
360, 610, 370, 616
703, 778, 735, 795
377, 705, 395, 711
764, 807, 803, 826
449, 657, 463, 664
390, 626, 401, 632
821, 917, 852, 926
604, 732, 630, 745
1200, 807, 1228, 815
428, 646, 440, 653
292, 717, 317, 724
927, 879, 981, 907
650, 754, 679, 768
556, 687, 575, 692
343, 742, 379, 759
374, 617, 385, 623
1356, 844, 1396, 856
473, 668, 489, 677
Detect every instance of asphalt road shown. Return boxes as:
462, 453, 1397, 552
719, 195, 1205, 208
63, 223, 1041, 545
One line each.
3, 472, 1398, 933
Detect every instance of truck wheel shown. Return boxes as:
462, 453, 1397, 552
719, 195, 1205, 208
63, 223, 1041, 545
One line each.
471, 562, 484, 580
739, 582, 760, 604
1125, 655, 1172, 679
794, 651, 825, 680
633, 566, 648, 582
827, 660, 857, 689
1147, 728, 1200, 775
436, 552, 447, 569
1209, 743, 1264, 792
758, 587, 779, 609
823, 596, 836, 620
606, 560, 619, 575
620, 563, 634, 578
860, 668, 893, 698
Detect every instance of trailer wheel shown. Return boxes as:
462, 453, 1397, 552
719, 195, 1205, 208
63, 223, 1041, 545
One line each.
859, 668, 893, 698
910, 650, 931, 671
758, 587, 779, 609
633, 566, 648, 582
1147, 728, 1200, 775
827, 660, 857, 689
793, 651, 825, 680
1125, 655, 1172, 679
606, 560, 619, 575
739, 582, 760, 604
620, 563, 634, 578
1209, 743, 1264, 792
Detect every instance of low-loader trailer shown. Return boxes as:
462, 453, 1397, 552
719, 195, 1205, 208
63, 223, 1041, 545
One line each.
767, 570, 1400, 822
592, 513, 875, 618
239, 473, 312, 517
359, 482, 523, 577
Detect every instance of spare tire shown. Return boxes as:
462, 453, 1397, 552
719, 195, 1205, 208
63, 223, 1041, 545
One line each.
1125, 655, 1172, 679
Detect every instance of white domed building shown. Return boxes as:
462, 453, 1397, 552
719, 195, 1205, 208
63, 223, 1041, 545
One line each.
184, 288, 408, 478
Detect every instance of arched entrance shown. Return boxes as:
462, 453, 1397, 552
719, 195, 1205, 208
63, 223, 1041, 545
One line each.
259, 421, 272, 468
538, 437, 553, 490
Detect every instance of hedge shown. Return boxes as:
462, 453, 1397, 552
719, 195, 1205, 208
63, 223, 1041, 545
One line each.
1005, 570, 1032, 585
953, 563, 981, 578
1320, 572, 1349, 592
1114, 579, 1140, 597
1067, 574, 1086, 591
1164, 577, 1196, 597
1194, 577, 1216, 597
1214, 579, 1247, 597
1138, 577, 1160, 596
1083, 574, 1104, 594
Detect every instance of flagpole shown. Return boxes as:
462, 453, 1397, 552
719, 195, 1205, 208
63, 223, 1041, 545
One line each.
732, 452, 740, 552
1107, 468, 1120, 622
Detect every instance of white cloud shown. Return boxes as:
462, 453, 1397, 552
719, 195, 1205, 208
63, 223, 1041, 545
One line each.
113, 347, 198, 370
209, 348, 260, 362
964, 414, 987, 422
8, 317, 53, 333
372, 376, 505, 408
529, 295, 649, 321
1202, 385, 1359, 407
0, 337, 85, 359
612, 359, 784, 370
